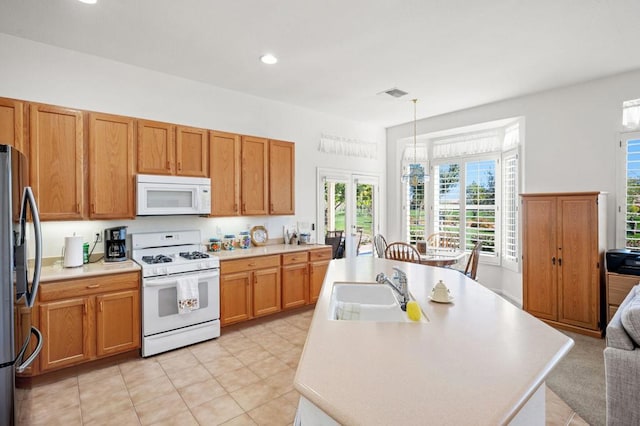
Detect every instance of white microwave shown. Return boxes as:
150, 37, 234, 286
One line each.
136, 174, 211, 216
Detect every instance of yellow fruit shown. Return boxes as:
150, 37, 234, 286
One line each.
406, 301, 421, 321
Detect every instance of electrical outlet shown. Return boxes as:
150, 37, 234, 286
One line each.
95, 232, 102, 243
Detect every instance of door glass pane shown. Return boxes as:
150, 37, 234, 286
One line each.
355, 182, 374, 256
323, 181, 346, 233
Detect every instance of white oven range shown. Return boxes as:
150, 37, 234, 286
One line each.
131, 230, 220, 357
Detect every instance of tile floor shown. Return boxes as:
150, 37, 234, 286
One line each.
16, 306, 587, 425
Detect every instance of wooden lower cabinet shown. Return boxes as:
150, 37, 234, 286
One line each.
31, 272, 140, 375
606, 272, 640, 323
309, 247, 332, 303
39, 298, 91, 371
220, 255, 281, 326
220, 247, 332, 326
96, 290, 140, 357
282, 252, 309, 310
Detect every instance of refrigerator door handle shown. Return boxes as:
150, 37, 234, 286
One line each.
15, 326, 43, 373
21, 187, 42, 308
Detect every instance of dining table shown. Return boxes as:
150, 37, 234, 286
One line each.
419, 248, 466, 267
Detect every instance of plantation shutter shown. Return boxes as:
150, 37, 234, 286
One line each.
464, 159, 497, 255
433, 163, 461, 247
502, 151, 519, 268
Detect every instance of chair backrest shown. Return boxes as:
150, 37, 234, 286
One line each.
426, 232, 459, 249
464, 241, 482, 280
325, 230, 344, 259
385, 242, 421, 264
373, 234, 387, 258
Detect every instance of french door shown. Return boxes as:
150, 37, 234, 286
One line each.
317, 168, 380, 258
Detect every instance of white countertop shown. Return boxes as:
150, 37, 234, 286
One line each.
214, 243, 330, 261
294, 257, 574, 425
39, 259, 141, 282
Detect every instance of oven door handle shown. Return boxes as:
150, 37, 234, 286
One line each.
144, 270, 219, 287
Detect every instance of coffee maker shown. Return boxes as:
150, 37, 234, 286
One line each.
104, 226, 127, 262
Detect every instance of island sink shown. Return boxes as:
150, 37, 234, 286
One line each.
328, 282, 427, 323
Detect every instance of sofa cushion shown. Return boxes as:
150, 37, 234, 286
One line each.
621, 293, 640, 347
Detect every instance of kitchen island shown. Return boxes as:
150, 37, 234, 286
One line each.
294, 257, 574, 425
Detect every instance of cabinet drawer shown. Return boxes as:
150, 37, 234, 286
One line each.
39, 272, 140, 302
282, 252, 309, 265
309, 247, 332, 261
221, 255, 280, 274
608, 273, 640, 306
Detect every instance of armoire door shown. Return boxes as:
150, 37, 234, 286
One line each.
556, 195, 599, 329
522, 196, 557, 320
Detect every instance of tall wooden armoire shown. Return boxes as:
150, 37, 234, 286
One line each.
521, 192, 606, 337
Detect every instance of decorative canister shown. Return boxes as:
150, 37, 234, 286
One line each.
209, 238, 221, 252
223, 234, 236, 250
239, 231, 251, 249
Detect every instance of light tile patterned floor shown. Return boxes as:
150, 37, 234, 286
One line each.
16, 306, 587, 425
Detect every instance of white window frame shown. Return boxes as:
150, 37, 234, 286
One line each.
431, 153, 502, 266
399, 140, 429, 244
616, 131, 640, 247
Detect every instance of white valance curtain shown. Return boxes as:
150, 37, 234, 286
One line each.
318, 134, 378, 159
431, 124, 520, 159
623, 99, 640, 130
402, 143, 428, 163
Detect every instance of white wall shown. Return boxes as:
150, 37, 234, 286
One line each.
0, 34, 386, 258
386, 69, 640, 303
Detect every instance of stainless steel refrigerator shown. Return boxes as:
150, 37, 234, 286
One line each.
0, 144, 43, 425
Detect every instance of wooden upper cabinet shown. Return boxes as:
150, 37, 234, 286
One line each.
176, 126, 208, 177
137, 120, 208, 177
29, 104, 84, 220
210, 131, 241, 216
269, 140, 295, 215
137, 120, 175, 175
241, 136, 269, 215
0, 98, 25, 152
89, 113, 135, 219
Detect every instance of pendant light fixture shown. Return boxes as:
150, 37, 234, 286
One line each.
402, 99, 428, 185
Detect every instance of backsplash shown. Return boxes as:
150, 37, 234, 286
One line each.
34, 215, 314, 260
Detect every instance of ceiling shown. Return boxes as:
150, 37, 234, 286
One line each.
1, 0, 639, 128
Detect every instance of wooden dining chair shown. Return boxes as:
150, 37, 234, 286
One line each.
464, 241, 482, 280
373, 234, 387, 258
325, 230, 344, 259
385, 242, 421, 264
426, 232, 459, 249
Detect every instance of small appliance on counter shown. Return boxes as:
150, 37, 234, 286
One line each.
104, 226, 128, 262
63, 235, 84, 268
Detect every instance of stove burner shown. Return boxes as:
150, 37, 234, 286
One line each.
141, 255, 173, 264
179, 251, 210, 260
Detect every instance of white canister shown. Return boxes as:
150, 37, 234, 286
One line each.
63, 235, 84, 268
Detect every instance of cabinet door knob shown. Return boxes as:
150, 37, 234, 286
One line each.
552, 257, 556, 265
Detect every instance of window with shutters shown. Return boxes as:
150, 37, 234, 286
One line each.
618, 131, 640, 248
429, 120, 521, 268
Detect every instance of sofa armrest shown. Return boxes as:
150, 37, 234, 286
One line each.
604, 346, 640, 425
606, 285, 639, 351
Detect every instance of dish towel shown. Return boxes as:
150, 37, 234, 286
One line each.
335, 301, 361, 320
177, 276, 199, 314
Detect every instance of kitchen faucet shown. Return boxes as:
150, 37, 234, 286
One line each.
375, 267, 409, 311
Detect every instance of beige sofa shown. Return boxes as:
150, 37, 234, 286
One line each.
605, 284, 640, 425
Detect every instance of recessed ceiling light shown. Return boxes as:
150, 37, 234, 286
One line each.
260, 54, 278, 65
77, 0, 97, 4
